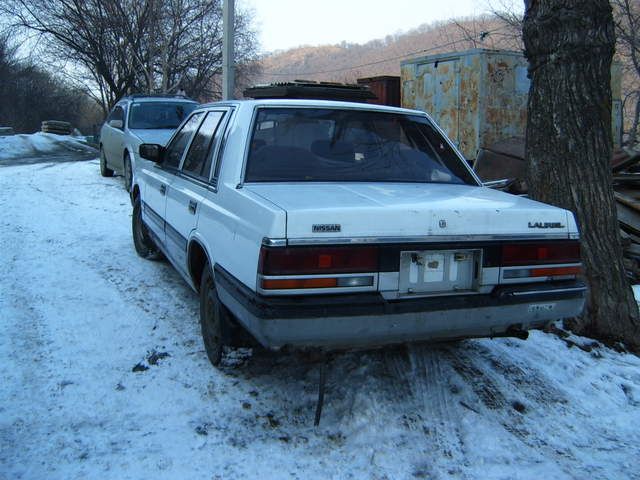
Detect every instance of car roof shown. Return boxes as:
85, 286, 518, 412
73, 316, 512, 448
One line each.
196, 98, 426, 116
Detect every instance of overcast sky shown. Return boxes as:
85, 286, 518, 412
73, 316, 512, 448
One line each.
243, 0, 502, 53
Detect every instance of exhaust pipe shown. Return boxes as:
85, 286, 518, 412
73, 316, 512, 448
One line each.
492, 325, 529, 340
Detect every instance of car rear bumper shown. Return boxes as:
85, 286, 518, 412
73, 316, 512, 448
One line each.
214, 265, 586, 350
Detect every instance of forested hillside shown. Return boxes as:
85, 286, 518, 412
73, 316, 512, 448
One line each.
254, 13, 637, 141
256, 16, 521, 84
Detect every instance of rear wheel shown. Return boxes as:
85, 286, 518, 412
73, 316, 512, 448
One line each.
100, 147, 114, 177
200, 264, 231, 367
123, 154, 133, 192
132, 198, 161, 259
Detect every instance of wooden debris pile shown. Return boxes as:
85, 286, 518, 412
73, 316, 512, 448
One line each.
41, 120, 73, 135
613, 148, 640, 281
474, 140, 640, 280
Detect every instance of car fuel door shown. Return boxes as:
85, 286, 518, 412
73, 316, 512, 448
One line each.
164, 110, 229, 278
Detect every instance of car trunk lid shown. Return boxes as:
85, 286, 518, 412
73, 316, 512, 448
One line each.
244, 183, 577, 241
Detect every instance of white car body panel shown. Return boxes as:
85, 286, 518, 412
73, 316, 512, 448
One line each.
165, 174, 206, 276
196, 187, 287, 290
140, 165, 172, 243
243, 183, 577, 240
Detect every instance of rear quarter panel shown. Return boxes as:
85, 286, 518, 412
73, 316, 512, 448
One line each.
196, 103, 286, 291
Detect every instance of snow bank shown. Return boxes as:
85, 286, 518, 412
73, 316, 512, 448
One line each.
0, 132, 93, 160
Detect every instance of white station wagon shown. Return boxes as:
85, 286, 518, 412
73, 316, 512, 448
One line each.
130, 99, 586, 367
100, 95, 198, 192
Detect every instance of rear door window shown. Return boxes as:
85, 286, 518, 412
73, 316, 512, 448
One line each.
162, 113, 203, 170
181, 111, 226, 180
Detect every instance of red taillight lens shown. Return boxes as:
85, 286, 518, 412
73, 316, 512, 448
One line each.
261, 278, 338, 289
530, 266, 582, 277
501, 241, 581, 266
259, 246, 379, 275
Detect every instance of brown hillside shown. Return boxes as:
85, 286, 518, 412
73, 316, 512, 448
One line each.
255, 17, 522, 85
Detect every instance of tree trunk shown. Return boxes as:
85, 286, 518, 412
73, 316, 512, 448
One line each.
523, 0, 640, 349
629, 92, 640, 146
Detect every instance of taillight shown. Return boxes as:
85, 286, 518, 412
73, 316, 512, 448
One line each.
503, 265, 583, 279
259, 246, 379, 275
261, 276, 374, 290
501, 241, 580, 267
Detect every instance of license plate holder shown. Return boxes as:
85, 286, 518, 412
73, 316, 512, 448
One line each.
398, 249, 481, 295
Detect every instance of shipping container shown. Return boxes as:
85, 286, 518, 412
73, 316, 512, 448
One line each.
401, 49, 622, 161
357, 76, 401, 107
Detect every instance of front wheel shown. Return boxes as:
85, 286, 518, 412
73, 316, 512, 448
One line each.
132, 198, 161, 260
200, 265, 231, 367
123, 154, 133, 193
100, 147, 114, 177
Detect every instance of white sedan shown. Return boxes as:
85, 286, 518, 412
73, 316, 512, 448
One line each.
131, 99, 586, 367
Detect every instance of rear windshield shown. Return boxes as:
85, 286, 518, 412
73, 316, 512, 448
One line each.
245, 108, 477, 185
128, 102, 198, 129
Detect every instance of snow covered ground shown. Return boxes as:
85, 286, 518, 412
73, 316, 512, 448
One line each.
1, 157, 639, 480
0, 132, 96, 165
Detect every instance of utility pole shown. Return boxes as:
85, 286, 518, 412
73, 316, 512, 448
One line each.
222, 0, 235, 100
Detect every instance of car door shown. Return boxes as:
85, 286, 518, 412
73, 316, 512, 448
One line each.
104, 105, 126, 168
164, 109, 230, 276
141, 112, 204, 249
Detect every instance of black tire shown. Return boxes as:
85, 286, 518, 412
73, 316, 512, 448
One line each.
100, 147, 114, 177
132, 198, 161, 260
200, 264, 231, 367
123, 154, 133, 193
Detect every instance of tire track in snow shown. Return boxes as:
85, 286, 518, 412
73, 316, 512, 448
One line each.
0, 182, 66, 477
467, 340, 568, 404
440, 341, 611, 479
399, 345, 468, 478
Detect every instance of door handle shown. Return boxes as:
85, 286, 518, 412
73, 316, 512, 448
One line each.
159, 184, 166, 195
188, 200, 197, 214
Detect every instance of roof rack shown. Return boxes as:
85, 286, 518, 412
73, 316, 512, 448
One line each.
124, 93, 196, 101
243, 81, 377, 102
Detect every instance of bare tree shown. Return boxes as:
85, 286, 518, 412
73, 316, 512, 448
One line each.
450, 14, 523, 52
0, 0, 259, 111
523, 0, 640, 350
0, 34, 101, 133
612, 0, 640, 145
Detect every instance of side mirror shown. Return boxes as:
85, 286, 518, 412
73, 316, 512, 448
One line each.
109, 119, 123, 129
139, 143, 164, 163
482, 178, 512, 190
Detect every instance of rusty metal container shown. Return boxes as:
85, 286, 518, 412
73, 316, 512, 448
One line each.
401, 49, 622, 161
357, 76, 401, 107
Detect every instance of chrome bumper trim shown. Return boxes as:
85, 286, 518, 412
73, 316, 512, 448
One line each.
265, 233, 574, 246
506, 286, 588, 297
